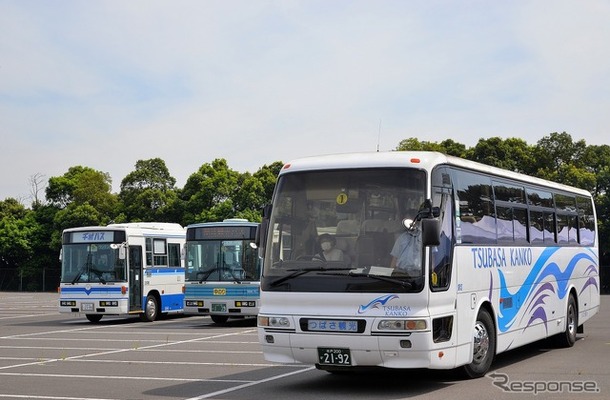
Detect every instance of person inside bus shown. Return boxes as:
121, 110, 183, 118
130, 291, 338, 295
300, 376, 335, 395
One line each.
316, 234, 344, 262
390, 214, 422, 276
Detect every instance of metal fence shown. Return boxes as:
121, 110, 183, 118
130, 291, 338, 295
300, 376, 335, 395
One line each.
0, 267, 61, 292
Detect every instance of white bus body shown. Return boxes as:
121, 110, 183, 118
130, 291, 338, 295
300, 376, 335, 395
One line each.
257, 151, 600, 377
184, 219, 261, 324
59, 222, 186, 323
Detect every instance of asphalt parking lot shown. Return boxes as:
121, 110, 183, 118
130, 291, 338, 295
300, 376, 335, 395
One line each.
0, 292, 608, 400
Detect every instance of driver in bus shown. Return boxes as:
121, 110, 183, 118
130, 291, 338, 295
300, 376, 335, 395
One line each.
316, 234, 344, 262
390, 211, 422, 276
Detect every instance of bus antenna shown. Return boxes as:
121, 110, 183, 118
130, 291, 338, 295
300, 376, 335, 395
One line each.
376, 118, 382, 152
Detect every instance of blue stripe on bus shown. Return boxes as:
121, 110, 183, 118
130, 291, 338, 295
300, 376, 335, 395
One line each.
154, 292, 185, 312
145, 268, 185, 273
60, 286, 123, 296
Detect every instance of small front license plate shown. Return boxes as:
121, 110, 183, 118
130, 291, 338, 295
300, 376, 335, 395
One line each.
211, 303, 226, 312
318, 348, 351, 366
81, 303, 94, 311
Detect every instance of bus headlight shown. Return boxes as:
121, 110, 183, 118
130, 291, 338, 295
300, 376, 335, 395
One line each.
378, 319, 427, 331
258, 315, 292, 329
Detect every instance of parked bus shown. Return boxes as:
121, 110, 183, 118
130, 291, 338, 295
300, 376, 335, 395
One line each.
184, 219, 261, 324
257, 151, 599, 377
59, 222, 186, 323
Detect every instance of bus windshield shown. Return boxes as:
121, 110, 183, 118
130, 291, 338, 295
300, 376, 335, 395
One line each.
186, 239, 260, 282
61, 243, 126, 284
262, 168, 427, 293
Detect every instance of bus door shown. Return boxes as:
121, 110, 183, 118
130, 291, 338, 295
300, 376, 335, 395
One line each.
428, 182, 456, 343
129, 246, 143, 311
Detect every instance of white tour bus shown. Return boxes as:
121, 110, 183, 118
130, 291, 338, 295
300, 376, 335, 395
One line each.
257, 151, 600, 377
59, 222, 186, 323
184, 219, 261, 324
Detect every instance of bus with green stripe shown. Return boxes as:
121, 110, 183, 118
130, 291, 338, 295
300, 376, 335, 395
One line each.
184, 219, 261, 324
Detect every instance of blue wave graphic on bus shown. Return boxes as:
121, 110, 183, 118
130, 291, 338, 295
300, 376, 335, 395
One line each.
496, 247, 598, 333
358, 294, 398, 314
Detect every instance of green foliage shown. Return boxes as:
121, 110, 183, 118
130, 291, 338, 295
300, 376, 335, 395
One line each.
119, 158, 178, 222
180, 158, 241, 224
466, 137, 536, 174
46, 166, 116, 212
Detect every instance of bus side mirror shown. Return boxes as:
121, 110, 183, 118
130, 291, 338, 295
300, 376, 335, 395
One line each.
256, 204, 272, 249
421, 218, 441, 247
111, 243, 126, 260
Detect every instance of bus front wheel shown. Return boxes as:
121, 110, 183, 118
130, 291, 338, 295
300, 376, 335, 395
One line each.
462, 308, 495, 379
141, 294, 159, 322
211, 315, 229, 324
86, 314, 103, 323
554, 294, 578, 348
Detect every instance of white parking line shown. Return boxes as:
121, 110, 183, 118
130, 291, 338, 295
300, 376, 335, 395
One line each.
0, 395, 116, 400
185, 366, 317, 400
0, 330, 259, 371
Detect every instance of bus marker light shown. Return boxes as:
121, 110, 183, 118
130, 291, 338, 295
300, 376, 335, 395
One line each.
121, 286, 127, 295
438, 351, 444, 359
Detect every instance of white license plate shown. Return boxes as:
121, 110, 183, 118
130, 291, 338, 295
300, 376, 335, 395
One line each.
81, 303, 94, 311
211, 303, 226, 312
318, 348, 351, 366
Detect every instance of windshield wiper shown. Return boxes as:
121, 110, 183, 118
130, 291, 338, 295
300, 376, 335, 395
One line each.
268, 265, 353, 287
348, 271, 413, 289
197, 267, 242, 284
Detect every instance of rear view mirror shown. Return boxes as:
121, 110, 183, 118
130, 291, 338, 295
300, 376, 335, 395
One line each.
421, 218, 440, 246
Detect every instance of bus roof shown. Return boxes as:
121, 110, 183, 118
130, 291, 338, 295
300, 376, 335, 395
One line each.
279, 151, 592, 197
186, 220, 260, 229
64, 222, 185, 235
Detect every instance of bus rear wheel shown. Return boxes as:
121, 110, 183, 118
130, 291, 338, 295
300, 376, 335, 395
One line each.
462, 309, 495, 379
141, 294, 159, 322
86, 314, 103, 323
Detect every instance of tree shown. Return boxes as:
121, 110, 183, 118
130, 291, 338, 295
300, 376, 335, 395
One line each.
118, 158, 179, 222
28, 173, 46, 207
46, 166, 117, 218
533, 132, 588, 173
0, 199, 37, 289
180, 158, 240, 224
466, 137, 536, 174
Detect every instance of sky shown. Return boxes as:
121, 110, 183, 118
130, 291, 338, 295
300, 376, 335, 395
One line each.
2, 0, 610, 203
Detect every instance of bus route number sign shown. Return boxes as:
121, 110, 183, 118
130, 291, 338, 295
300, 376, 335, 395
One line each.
317, 347, 351, 366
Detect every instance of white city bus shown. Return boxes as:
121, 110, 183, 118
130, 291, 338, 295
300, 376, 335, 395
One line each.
184, 219, 261, 324
59, 222, 186, 323
257, 151, 600, 377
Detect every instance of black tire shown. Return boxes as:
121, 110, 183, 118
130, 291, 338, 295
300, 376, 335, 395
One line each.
141, 294, 159, 322
462, 309, 496, 379
86, 314, 103, 323
211, 315, 229, 324
555, 294, 578, 347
